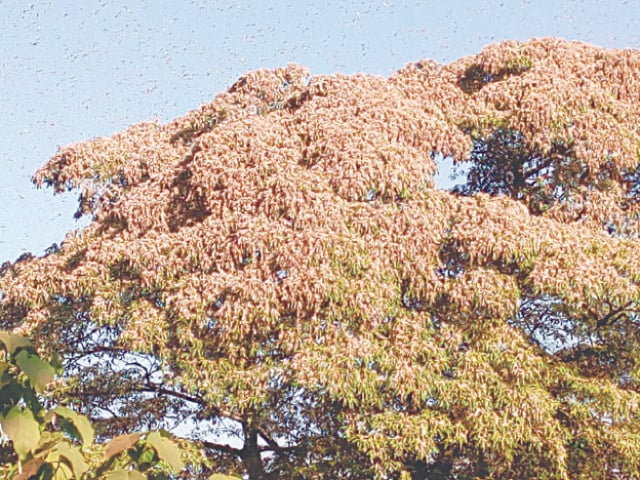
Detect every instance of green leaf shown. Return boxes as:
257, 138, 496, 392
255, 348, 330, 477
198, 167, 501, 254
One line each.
105, 470, 147, 480
137, 446, 157, 466
0, 362, 12, 389
0, 331, 31, 355
37, 431, 66, 454
0, 406, 40, 459
146, 431, 184, 473
55, 442, 89, 478
53, 406, 94, 447
209, 475, 242, 480
15, 350, 55, 393
52, 461, 73, 480
0, 380, 30, 413
105, 433, 141, 460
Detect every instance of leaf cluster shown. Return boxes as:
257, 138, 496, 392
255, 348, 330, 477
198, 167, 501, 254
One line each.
0, 332, 198, 480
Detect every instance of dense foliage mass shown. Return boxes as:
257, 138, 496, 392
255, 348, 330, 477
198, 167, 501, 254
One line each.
3, 37, 640, 479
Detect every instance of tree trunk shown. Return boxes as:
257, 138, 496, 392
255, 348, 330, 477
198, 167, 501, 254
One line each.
475, 450, 489, 478
240, 423, 267, 480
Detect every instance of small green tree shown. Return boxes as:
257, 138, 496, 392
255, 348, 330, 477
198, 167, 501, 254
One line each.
0, 331, 189, 479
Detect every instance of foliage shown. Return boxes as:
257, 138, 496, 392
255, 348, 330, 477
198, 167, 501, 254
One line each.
0, 331, 202, 479
3, 37, 640, 478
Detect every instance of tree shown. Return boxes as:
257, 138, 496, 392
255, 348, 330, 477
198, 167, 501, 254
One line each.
0, 331, 189, 480
3, 37, 640, 478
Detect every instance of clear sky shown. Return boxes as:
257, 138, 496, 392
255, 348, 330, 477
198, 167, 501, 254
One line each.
2, 0, 639, 263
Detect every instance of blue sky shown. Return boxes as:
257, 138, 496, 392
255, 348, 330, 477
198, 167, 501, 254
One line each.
2, 0, 639, 263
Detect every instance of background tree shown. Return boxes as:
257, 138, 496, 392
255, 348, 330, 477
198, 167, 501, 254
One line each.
3, 37, 640, 478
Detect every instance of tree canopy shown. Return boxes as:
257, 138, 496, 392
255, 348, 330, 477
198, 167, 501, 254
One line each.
3, 37, 640, 479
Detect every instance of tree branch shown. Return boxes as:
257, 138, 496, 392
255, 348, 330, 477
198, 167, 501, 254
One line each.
133, 384, 206, 406
199, 439, 243, 455
596, 301, 633, 328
